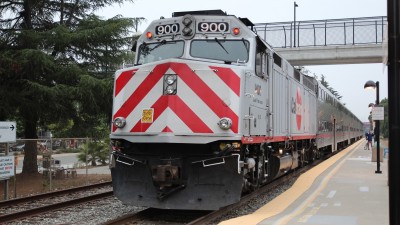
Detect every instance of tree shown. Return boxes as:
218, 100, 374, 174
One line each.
0, 0, 135, 174
298, 67, 343, 100
77, 140, 109, 166
379, 98, 389, 138
319, 75, 343, 100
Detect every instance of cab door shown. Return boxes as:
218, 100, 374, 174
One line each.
244, 76, 268, 136
243, 50, 268, 136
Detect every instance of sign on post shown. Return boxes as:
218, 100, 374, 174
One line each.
372, 107, 384, 121
0, 156, 15, 179
0, 121, 16, 143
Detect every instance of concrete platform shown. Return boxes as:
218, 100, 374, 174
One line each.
220, 140, 389, 225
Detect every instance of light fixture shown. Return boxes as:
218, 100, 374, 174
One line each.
165, 85, 176, 95
163, 74, 177, 95
182, 27, 193, 36
181, 15, 195, 38
113, 117, 126, 128
146, 32, 153, 39
364, 80, 377, 90
182, 17, 192, 26
217, 117, 232, 130
232, 27, 240, 35
165, 75, 176, 85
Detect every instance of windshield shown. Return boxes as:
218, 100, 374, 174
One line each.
190, 39, 249, 63
137, 41, 184, 64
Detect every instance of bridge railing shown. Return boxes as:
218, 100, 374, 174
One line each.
254, 16, 387, 48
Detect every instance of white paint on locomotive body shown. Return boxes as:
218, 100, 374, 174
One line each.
111, 60, 244, 144
111, 14, 260, 144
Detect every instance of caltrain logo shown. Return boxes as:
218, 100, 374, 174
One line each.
291, 88, 302, 130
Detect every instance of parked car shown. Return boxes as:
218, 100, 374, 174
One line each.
9, 144, 25, 152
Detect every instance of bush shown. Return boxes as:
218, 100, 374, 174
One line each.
77, 139, 109, 166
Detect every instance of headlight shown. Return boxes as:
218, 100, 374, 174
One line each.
182, 27, 193, 36
165, 75, 176, 85
113, 117, 126, 128
165, 85, 176, 95
217, 117, 232, 130
182, 17, 192, 26
163, 74, 177, 95
181, 15, 195, 39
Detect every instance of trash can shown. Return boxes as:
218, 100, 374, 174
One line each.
371, 147, 384, 162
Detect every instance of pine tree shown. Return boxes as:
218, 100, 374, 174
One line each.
0, 0, 135, 173
319, 74, 342, 100
298, 67, 343, 101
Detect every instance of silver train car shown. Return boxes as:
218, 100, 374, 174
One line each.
109, 10, 363, 210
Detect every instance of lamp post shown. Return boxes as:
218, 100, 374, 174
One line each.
293, 1, 298, 47
364, 80, 382, 174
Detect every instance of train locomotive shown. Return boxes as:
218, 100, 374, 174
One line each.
109, 10, 363, 210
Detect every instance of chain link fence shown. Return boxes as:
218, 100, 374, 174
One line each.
0, 138, 111, 200
254, 16, 387, 48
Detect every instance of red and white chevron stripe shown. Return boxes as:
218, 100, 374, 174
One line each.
112, 61, 241, 136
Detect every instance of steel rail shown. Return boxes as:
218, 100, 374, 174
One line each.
187, 158, 325, 225
0, 191, 113, 223
0, 181, 111, 207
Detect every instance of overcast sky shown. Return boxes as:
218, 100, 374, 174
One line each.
97, 0, 387, 122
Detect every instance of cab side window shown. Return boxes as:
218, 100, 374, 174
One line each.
256, 51, 265, 77
256, 37, 267, 78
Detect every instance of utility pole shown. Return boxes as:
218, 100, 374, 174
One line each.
294, 1, 299, 47
387, 0, 400, 223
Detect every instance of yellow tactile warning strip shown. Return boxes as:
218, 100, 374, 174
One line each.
219, 140, 362, 225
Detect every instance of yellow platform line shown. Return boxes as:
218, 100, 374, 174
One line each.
219, 140, 362, 225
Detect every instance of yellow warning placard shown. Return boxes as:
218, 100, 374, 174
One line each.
141, 108, 154, 123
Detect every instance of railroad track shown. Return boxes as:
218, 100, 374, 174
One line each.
102, 175, 298, 225
187, 174, 299, 225
0, 182, 113, 223
188, 157, 327, 225
101, 164, 314, 225
101, 157, 328, 225
103, 208, 210, 225
0, 155, 329, 224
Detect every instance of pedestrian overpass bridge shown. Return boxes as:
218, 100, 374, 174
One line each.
254, 16, 387, 66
